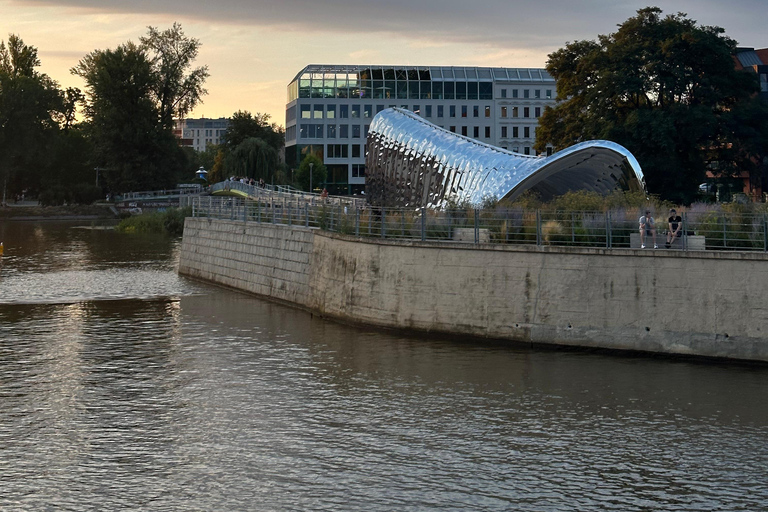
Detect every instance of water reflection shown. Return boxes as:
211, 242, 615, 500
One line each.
1, 220, 767, 511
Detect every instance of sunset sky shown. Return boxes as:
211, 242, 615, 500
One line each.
2, 0, 764, 126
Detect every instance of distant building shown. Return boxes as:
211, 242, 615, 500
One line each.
719, 48, 768, 201
734, 47, 768, 100
285, 65, 557, 195
174, 118, 229, 152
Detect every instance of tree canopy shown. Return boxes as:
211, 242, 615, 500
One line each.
229, 137, 278, 182
219, 110, 284, 182
140, 23, 209, 130
294, 154, 327, 192
535, 7, 764, 203
223, 110, 284, 153
0, 35, 66, 202
73, 25, 207, 193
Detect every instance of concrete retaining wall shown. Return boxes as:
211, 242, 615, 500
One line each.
179, 217, 314, 306
179, 217, 768, 362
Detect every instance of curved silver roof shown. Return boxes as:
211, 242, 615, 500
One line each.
365, 108, 645, 207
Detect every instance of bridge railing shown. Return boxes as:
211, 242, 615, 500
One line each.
188, 196, 768, 252
207, 180, 366, 210
117, 186, 205, 202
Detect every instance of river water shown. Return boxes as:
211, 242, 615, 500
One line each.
1, 220, 767, 511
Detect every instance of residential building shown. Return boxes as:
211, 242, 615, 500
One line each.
285, 65, 556, 195
174, 118, 229, 152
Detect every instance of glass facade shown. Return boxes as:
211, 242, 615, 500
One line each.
287, 66, 498, 102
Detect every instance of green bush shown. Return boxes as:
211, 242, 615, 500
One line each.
39, 189, 67, 206
116, 207, 192, 236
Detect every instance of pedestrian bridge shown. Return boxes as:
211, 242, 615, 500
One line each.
209, 180, 366, 209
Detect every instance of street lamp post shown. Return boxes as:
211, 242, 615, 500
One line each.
309, 162, 314, 193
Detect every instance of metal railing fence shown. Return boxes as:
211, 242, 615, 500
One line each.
207, 180, 366, 210
116, 186, 205, 202
188, 196, 768, 252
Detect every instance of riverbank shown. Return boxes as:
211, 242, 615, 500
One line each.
0, 203, 117, 220
179, 217, 768, 363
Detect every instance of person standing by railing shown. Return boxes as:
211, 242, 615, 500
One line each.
639, 209, 657, 249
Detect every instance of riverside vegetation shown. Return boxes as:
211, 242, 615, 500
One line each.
115, 207, 191, 236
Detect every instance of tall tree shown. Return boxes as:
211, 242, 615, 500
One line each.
140, 23, 209, 130
0, 35, 63, 203
73, 24, 208, 193
535, 7, 761, 203
73, 42, 179, 192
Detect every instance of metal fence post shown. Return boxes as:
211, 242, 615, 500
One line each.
272, 200, 276, 224
722, 215, 727, 249
606, 211, 612, 248
305, 203, 309, 228
421, 207, 426, 241
764, 213, 767, 252
381, 209, 386, 238
682, 212, 688, 251
355, 208, 360, 236
474, 209, 480, 244
571, 212, 575, 244
536, 210, 542, 246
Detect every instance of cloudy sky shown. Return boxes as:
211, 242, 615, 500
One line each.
2, 0, 764, 125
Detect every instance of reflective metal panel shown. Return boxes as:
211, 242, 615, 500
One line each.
366, 108, 645, 207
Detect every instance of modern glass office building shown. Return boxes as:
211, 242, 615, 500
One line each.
285, 65, 556, 195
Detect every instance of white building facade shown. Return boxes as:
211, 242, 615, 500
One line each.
285, 65, 556, 195
174, 118, 230, 152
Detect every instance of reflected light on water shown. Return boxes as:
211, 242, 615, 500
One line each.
1, 220, 768, 511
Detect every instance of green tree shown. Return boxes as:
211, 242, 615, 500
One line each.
209, 148, 225, 183
535, 7, 761, 203
0, 35, 64, 203
228, 137, 278, 182
223, 110, 284, 153
294, 154, 326, 192
73, 24, 208, 193
140, 23, 209, 130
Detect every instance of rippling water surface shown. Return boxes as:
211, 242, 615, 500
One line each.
1, 220, 768, 511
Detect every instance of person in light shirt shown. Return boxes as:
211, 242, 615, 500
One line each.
639, 209, 657, 249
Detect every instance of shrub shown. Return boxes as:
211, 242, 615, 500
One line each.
116, 207, 192, 236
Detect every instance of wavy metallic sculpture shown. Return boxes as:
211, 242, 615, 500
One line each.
365, 108, 645, 207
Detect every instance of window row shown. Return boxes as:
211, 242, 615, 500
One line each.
499, 89, 553, 99
446, 126, 493, 139
301, 104, 378, 119
297, 81, 495, 100
500, 126, 535, 138
299, 124, 370, 139
326, 144, 365, 159
300, 103, 497, 120
500, 106, 542, 118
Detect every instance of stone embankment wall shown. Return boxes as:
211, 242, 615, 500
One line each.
179, 217, 314, 307
179, 217, 768, 362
